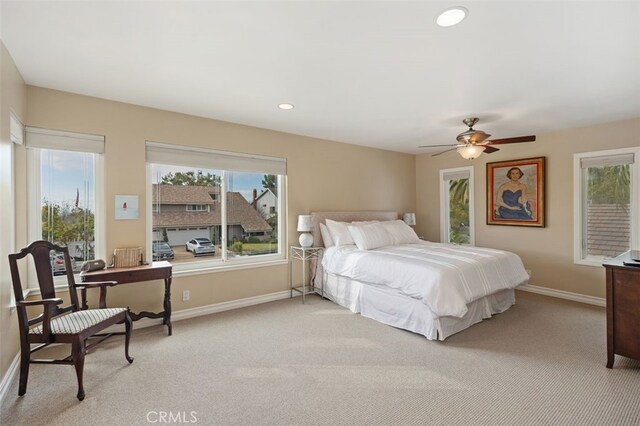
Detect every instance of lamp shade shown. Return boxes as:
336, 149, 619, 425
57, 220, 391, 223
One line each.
457, 144, 485, 160
402, 213, 416, 226
297, 215, 313, 232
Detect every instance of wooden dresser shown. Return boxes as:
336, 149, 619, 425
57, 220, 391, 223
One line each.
603, 251, 640, 368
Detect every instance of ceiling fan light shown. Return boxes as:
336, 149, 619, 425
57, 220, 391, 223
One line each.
436, 7, 468, 27
457, 145, 485, 160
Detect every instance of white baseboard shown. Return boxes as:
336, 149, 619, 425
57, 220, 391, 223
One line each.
517, 284, 605, 307
0, 289, 295, 406
101, 289, 294, 333
0, 353, 20, 406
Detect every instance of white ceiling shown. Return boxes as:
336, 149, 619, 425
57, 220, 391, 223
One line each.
2, 1, 639, 154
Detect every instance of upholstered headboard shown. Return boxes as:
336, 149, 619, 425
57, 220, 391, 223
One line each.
310, 211, 399, 247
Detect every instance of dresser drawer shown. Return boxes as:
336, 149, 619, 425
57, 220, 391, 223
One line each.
605, 258, 640, 368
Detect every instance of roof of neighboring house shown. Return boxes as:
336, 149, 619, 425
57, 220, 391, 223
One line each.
152, 184, 218, 204
153, 187, 271, 232
587, 203, 630, 258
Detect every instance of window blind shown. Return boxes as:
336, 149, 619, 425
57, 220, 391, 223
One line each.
10, 113, 24, 145
442, 170, 470, 181
580, 153, 634, 169
26, 127, 105, 154
146, 141, 287, 175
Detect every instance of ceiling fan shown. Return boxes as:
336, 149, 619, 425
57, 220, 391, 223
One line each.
420, 118, 536, 159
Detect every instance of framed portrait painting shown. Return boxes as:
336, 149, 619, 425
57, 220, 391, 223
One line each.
487, 157, 545, 227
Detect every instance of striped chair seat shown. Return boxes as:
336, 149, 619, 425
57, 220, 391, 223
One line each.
29, 308, 127, 335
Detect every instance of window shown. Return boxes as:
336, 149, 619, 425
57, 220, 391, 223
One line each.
574, 148, 639, 265
186, 204, 208, 212
440, 166, 474, 245
146, 142, 286, 272
26, 127, 105, 284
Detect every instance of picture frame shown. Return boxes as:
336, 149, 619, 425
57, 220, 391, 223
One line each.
487, 157, 545, 227
115, 195, 139, 220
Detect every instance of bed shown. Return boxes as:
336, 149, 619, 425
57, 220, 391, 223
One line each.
311, 211, 529, 341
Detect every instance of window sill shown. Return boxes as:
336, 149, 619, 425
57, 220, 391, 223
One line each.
172, 257, 287, 278
24, 256, 288, 296
574, 257, 608, 268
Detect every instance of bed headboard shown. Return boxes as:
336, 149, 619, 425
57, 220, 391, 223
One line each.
310, 211, 398, 247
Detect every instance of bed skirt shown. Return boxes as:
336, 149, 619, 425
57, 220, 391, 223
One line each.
320, 272, 516, 341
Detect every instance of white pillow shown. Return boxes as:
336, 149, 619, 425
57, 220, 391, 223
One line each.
347, 222, 394, 250
325, 219, 355, 246
319, 223, 335, 247
380, 220, 421, 245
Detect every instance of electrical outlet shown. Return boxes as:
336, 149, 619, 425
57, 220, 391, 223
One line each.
182, 290, 190, 301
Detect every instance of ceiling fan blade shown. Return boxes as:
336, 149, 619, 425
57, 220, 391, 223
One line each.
419, 144, 459, 148
431, 147, 458, 157
483, 146, 500, 154
488, 135, 536, 145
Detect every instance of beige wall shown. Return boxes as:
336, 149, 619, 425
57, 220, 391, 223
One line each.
0, 41, 27, 386
416, 117, 640, 299
24, 86, 415, 307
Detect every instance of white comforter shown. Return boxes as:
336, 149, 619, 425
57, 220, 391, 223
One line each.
321, 242, 529, 318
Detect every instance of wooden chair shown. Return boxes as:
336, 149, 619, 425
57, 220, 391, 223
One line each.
8, 240, 134, 401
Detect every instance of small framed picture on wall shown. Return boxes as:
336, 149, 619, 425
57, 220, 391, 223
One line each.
487, 157, 545, 227
115, 195, 139, 220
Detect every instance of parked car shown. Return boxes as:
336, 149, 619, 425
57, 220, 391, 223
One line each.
50, 251, 77, 276
186, 238, 215, 256
152, 240, 175, 261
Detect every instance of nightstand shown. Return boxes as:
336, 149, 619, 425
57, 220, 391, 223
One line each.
289, 246, 323, 303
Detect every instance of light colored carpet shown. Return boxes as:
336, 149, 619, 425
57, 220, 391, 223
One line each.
1, 291, 639, 426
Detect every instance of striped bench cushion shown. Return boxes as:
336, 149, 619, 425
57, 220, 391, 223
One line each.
29, 308, 127, 335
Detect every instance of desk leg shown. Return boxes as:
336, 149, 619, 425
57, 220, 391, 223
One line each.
164, 276, 172, 336
81, 288, 88, 310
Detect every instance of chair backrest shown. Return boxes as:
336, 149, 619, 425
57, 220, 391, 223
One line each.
8, 241, 81, 332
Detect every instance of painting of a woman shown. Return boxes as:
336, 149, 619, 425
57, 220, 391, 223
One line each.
487, 157, 545, 227
495, 167, 532, 219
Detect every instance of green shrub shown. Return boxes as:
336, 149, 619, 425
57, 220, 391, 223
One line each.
231, 241, 243, 253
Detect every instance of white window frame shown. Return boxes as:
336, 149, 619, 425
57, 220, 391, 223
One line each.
2, 112, 23, 302
145, 142, 287, 276
186, 204, 208, 212
440, 166, 475, 245
573, 147, 639, 267
26, 127, 106, 289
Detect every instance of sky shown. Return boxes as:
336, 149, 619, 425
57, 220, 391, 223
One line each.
151, 164, 266, 202
41, 150, 95, 209
42, 151, 269, 208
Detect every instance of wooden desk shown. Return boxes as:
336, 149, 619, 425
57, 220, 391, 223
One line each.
80, 261, 173, 336
603, 252, 640, 368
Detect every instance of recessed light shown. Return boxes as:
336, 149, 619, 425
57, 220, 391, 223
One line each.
278, 103, 294, 110
436, 7, 468, 27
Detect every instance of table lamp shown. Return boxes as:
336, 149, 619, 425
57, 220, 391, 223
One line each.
297, 215, 314, 247
403, 213, 416, 226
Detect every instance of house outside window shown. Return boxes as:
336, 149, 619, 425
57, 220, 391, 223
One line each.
26, 127, 105, 284
440, 166, 475, 245
146, 142, 286, 271
186, 204, 208, 212
574, 147, 639, 265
